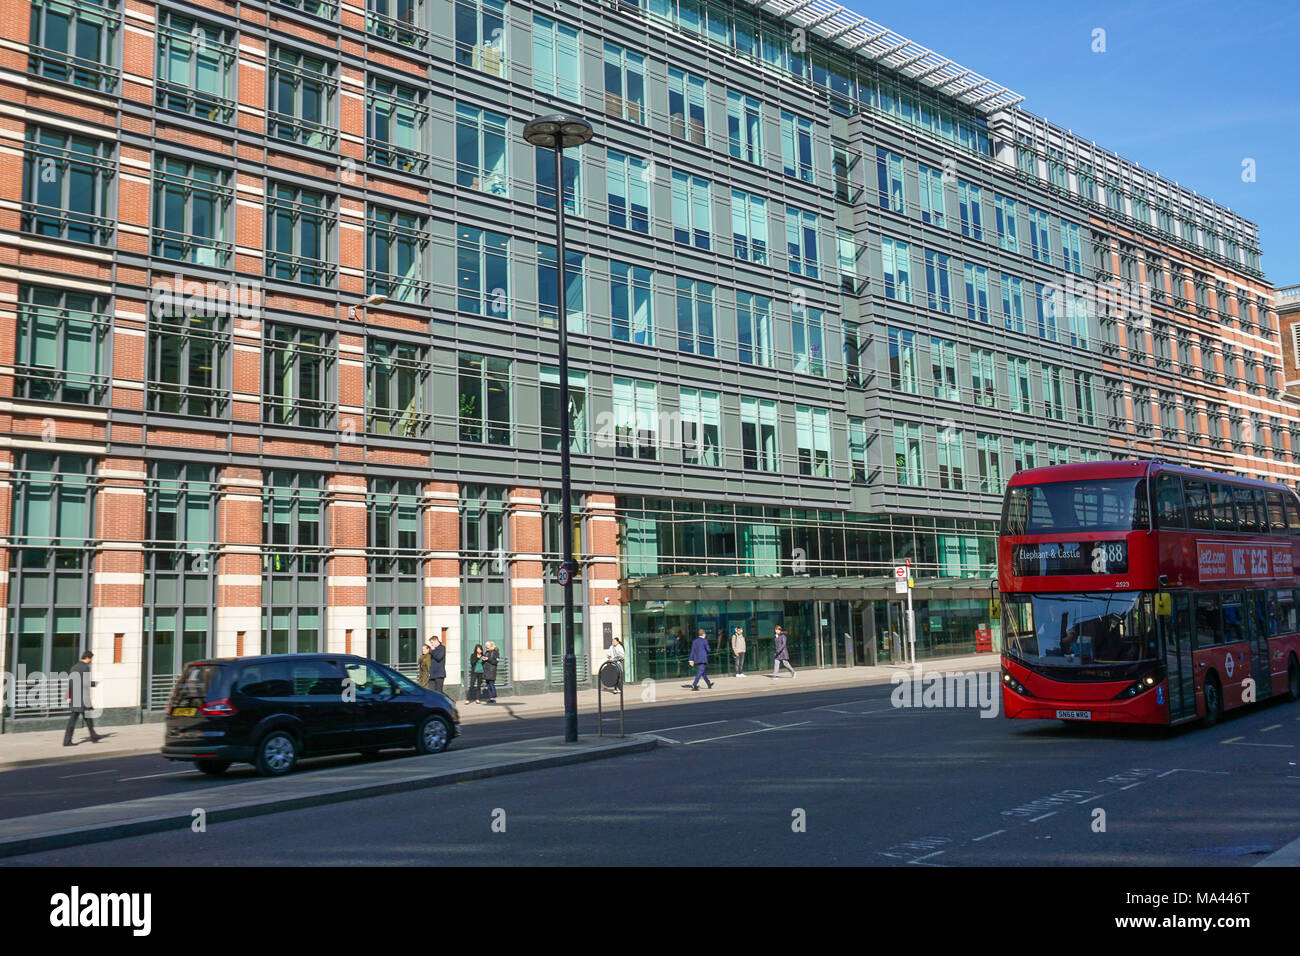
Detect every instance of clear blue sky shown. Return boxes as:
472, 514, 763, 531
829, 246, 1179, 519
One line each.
844, 0, 1300, 285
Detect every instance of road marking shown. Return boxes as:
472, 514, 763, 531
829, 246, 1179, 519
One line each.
59, 768, 117, 779
1156, 769, 1230, 777
116, 769, 197, 782
683, 721, 811, 745
1224, 741, 1294, 748
1028, 811, 1057, 822
972, 829, 1006, 842
1261, 724, 1282, 732
1120, 782, 1144, 790
911, 850, 946, 862
641, 734, 680, 745
1077, 793, 1107, 803
647, 719, 726, 734
1222, 736, 1244, 744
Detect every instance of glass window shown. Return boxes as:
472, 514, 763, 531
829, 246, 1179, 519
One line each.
21, 126, 114, 245
457, 352, 512, 446
454, 0, 505, 76
30, 0, 120, 91
610, 261, 653, 345
15, 285, 109, 406
1154, 474, 1185, 528
539, 366, 587, 453
366, 338, 428, 437
741, 397, 778, 472
455, 103, 508, 196
155, 11, 234, 121
268, 45, 337, 150
533, 14, 580, 101
367, 76, 426, 173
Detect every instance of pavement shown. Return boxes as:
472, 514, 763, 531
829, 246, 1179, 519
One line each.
0, 654, 997, 771
0, 734, 655, 859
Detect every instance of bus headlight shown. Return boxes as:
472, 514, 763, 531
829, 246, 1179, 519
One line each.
1001, 669, 1031, 696
1113, 673, 1161, 699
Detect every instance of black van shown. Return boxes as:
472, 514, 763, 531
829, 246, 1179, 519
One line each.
161, 653, 459, 776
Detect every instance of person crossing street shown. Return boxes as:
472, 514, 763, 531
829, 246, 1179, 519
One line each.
689, 628, 713, 691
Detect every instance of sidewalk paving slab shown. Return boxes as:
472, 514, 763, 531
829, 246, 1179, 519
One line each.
0, 734, 656, 859
0, 654, 999, 771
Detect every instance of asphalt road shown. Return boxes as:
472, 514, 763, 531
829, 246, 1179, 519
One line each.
5, 678, 1299, 866
0, 680, 921, 821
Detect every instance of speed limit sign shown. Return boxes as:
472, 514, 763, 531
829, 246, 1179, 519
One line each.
557, 565, 571, 586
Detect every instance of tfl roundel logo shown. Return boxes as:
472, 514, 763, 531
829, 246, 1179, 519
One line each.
1224, 653, 1235, 678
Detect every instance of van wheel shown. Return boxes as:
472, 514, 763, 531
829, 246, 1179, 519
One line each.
417, 715, 451, 754
1287, 657, 1300, 702
195, 759, 230, 776
255, 731, 298, 776
1203, 675, 1224, 727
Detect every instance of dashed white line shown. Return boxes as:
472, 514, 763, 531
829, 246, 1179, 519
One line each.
1028, 811, 1058, 822
1120, 782, 1144, 790
911, 850, 946, 862
972, 829, 1006, 842
59, 768, 117, 779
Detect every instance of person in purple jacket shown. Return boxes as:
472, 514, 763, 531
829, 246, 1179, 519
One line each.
689, 628, 713, 691
772, 625, 796, 678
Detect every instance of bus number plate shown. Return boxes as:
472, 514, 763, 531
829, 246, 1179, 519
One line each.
1055, 710, 1091, 720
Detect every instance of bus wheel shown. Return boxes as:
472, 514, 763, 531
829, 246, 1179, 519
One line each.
1287, 658, 1300, 703
1203, 675, 1223, 727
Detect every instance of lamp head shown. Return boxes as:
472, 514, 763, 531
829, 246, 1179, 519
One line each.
523, 113, 593, 149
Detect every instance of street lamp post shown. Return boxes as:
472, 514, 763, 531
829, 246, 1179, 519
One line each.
523, 114, 593, 744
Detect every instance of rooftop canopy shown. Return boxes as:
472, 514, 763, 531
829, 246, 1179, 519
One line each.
623, 573, 996, 602
745, 0, 1026, 114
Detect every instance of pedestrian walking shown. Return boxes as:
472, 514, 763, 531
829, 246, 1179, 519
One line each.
63, 651, 103, 747
605, 636, 625, 692
689, 628, 713, 690
468, 644, 485, 703
429, 635, 447, 696
482, 641, 500, 703
730, 626, 747, 677
772, 625, 796, 678
417, 639, 432, 689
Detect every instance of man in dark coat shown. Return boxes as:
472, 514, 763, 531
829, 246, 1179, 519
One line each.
429, 636, 447, 695
772, 625, 796, 678
689, 628, 713, 691
63, 651, 103, 746
482, 641, 500, 703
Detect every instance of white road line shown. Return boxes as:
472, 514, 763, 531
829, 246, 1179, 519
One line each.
1261, 724, 1282, 732
1077, 793, 1107, 803
1224, 741, 1294, 748
911, 850, 946, 862
972, 829, 1006, 842
59, 768, 117, 779
1120, 782, 1144, 790
641, 734, 680, 745
116, 769, 197, 782
1156, 769, 1230, 777
1028, 811, 1057, 822
646, 719, 727, 734
683, 721, 812, 745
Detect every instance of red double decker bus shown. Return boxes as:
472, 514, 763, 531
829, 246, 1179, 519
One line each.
999, 459, 1300, 726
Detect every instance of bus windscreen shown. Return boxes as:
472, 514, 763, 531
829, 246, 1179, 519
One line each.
1003, 591, 1159, 667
